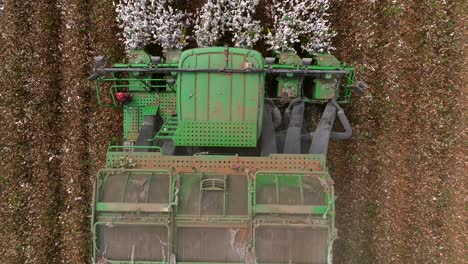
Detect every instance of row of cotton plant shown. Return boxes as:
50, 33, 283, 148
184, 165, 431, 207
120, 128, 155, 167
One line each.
115, 0, 334, 52
148, 0, 191, 49
266, 0, 335, 52
193, 0, 229, 47
115, 0, 152, 50
115, 0, 190, 50
194, 0, 262, 48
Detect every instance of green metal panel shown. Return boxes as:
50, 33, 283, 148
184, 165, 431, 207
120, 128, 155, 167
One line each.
311, 53, 341, 100
175, 47, 265, 147
277, 50, 302, 65
143, 106, 159, 116
313, 77, 336, 100
313, 53, 341, 67
276, 76, 301, 97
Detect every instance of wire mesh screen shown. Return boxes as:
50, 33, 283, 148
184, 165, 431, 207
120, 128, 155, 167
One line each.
177, 227, 249, 262
256, 174, 326, 205
97, 225, 168, 261
99, 172, 170, 203
255, 227, 328, 264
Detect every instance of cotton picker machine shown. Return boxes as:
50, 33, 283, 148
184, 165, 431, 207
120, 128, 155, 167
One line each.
89, 47, 365, 264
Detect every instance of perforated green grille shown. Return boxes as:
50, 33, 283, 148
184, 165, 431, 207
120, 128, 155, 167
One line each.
173, 121, 257, 147
143, 106, 159, 116
123, 92, 175, 140
129, 93, 157, 106
123, 106, 140, 140
155, 92, 176, 120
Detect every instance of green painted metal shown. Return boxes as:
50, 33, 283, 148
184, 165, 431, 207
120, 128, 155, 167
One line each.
313, 77, 337, 100
277, 50, 302, 65
312, 53, 341, 67
175, 47, 265, 147
148, 116, 178, 141
163, 49, 183, 63
89, 47, 361, 264
154, 92, 177, 119
143, 106, 159, 116
276, 75, 301, 98
311, 53, 342, 100
107, 145, 162, 152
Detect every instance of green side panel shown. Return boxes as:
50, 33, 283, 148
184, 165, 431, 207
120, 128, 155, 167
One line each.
123, 92, 176, 141
176, 47, 264, 147
123, 106, 140, 141
173, 120, 257, 147
123, 93, 157, 141
127, 50, 153, 92
155, 92, 176, 119
310, 53, 341, 100
278, 50, 302, 65
277, 76, 301, 97
313, 78, 336, 100
313, 53, 341, 67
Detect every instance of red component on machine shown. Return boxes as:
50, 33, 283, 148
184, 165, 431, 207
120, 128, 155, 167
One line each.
115, 92, 131, 103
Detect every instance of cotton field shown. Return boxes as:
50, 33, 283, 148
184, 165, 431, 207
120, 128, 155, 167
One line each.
115, 0, 335, 52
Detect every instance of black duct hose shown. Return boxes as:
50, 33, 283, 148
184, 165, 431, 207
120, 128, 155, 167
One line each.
272, 107, 282, 129
330, 99, 352, 140
309, 102, 336, 155
135, 115, 157, 152
265, 98, 282, 129
284, 98, 303, 127
284, 100, 305, 154
260, 103, 278, 156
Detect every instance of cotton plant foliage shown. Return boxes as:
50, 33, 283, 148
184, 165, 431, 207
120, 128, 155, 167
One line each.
266, 0, 336, 52
194, 0, 261, 48
115, 0, 151, 50
149, 0, 191, 50
226, 0, 262, 48
115, 0, 191, 50
193, 0, 228, 47
115, 0, 334, 52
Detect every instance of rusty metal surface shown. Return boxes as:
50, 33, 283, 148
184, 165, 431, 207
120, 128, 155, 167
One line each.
107, 153, 324, 174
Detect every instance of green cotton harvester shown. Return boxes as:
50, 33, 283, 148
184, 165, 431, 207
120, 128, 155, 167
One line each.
89, 47, 366, 264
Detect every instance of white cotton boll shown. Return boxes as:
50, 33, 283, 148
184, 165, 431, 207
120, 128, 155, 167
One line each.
194, 0, 261, 48
266, 0, 335, 52
115, 0, 192, 50
227, 0, 262, 48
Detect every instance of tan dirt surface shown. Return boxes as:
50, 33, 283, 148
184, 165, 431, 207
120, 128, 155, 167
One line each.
0, 0, 466, 263
330, 1, 467, 263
